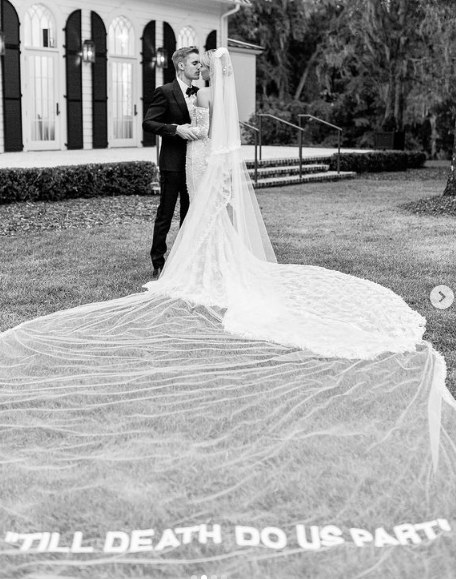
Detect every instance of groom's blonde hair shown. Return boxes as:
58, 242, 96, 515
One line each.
172, 46, 199, 71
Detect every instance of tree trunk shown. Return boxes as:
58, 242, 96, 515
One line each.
443, 117, 456, 196
277, 31, 289, 100
294, 50, 319, 101
394, 63, 406, 130
383, 68, 396, 130
430, 114, 438, 159
393, 77, 403, 130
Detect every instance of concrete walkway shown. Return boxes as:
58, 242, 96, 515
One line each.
0, 145, 371, 169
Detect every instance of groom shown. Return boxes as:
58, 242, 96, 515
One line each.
143, 46, 201, 279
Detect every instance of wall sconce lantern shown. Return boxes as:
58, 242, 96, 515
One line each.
156, 47, 168, 69
82, 39, 96, 63
0, 31, 6, 57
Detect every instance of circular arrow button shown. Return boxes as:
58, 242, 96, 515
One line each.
430, 285, 454, 310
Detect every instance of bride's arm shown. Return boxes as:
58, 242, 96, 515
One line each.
195, 89, 211, 138
196, 88, 211, 109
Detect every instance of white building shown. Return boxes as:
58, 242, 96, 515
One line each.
0, 0, 258, 154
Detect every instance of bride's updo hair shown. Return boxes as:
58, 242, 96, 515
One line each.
201, 48, 233, 78
200, 49, 215, 70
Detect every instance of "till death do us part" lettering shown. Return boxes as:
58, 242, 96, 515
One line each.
4, 519, 451, 553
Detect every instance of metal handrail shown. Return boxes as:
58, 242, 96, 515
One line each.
299, 114, 342, 132
257, 113, 306, 180
298, 114, 342, 174
240, 120, 259, 185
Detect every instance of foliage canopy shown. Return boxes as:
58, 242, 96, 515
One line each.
230, 0, 456, 162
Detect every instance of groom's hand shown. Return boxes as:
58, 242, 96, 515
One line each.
175, 124, 200, 141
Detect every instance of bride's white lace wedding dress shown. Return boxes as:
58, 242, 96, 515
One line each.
1, 48, 455, 578
145, 102, 425, 361
186, 105, 212, 203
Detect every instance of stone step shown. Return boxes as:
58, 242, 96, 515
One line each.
252, 171, 356, 189
248, 164, 329, 179
245, 156, 333, 169
150, 170, 354, 194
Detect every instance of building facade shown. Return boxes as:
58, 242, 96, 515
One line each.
0, 0, 256, 154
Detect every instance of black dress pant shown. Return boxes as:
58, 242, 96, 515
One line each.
150, 170, 189, 269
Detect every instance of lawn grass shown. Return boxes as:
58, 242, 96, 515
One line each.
1, 166, 456, 579
2, 166, 455, 393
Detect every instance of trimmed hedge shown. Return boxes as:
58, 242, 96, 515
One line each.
0, 161, 158, 205
328, 151, 426, 173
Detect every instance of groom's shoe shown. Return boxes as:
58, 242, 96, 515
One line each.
151, 267, 162, 281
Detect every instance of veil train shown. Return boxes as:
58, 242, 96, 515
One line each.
1, 48, 455, 577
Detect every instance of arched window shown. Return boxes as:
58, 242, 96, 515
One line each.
108, 16, 135, 57
108, 16, 136, 143
24, 4, 56, 48
177, 25, 197, 49
23, 4, 59, 148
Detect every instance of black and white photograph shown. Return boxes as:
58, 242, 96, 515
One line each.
0, 0, 455, 577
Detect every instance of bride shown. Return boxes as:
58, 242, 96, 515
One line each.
1, 47, 455, 578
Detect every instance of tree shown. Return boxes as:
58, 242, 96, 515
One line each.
230, 0, 456, 161
326, 0, 425, 132
418, 0, 456, 195
230, 0, 344, 102
230, 0, 309, 100
292, 1, 345, 101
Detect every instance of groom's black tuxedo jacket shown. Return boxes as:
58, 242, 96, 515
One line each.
142, 79, 198, 172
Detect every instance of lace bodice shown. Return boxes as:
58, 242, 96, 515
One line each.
186, 106, 211, 200
190, 106, 210, 139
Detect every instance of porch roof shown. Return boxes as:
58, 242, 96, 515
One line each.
228, 38, 264, 52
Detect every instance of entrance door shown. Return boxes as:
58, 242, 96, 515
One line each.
111, 58, 135, 146
23, 4, 61, 151
25, 51, 60, 150
108, 16, 138, 147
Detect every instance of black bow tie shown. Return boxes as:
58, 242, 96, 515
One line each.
186, 86, 198, 97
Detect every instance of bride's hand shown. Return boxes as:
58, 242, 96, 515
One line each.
176, 125, 200, 141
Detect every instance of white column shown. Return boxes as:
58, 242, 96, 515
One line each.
156, 20, 164, 88
81, 9, 93, 149
0, 62, 4, 153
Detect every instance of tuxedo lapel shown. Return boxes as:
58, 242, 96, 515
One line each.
171, 79, 190, 123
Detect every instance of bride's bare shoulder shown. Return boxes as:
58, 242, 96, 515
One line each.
196, 88, 211, 109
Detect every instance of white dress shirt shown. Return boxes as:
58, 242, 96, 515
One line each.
177, 77, 197, 113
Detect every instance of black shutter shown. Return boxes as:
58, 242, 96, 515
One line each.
162, 22, 176, 85
65, 10, 83, 149
1, 0, 22, 152
205, 30, 217, 51
141, 20, 155, 147
91, 11, 107, 148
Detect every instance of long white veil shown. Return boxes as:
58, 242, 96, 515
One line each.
1, 48, 456, 578
144, 48, 276, 307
